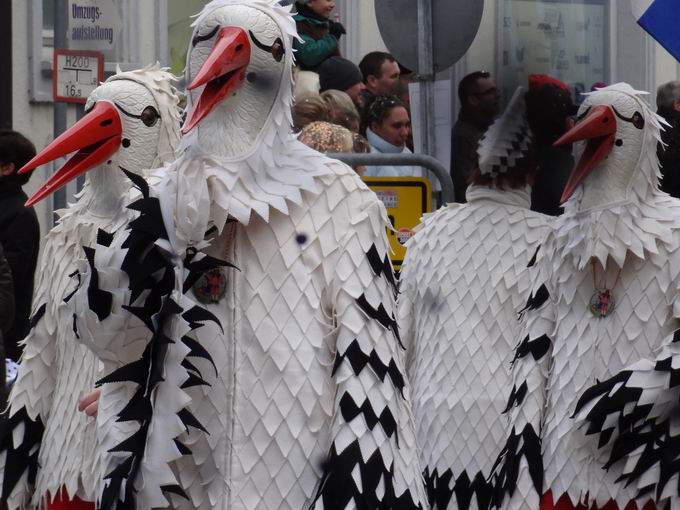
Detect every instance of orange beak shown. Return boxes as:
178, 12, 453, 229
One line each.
554, 105, 617, 203
19, 101, 122, 207
182, 27, 251, 134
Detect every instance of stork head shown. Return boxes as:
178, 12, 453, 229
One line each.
19, 65, 181, 207
554, 83, 663, 211
181, 0, 297, 157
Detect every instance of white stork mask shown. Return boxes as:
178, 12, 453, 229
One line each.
0, 65, 182, 510
551, 83, 680, 270
20, 64, 181, 209
159, 0, 331, 243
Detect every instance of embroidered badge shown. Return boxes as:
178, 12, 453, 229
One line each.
192, 268, 227, 304
589, 289, 615, 318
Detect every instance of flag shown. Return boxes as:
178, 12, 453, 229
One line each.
631, 0, 680, 62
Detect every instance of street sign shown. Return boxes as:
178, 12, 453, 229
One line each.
67, 0, 122, 54
374, 0, 485, 74
363, 177, 432, 271
53, 49, 104, 104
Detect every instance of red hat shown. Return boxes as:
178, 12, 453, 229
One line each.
528, 74, 569, 92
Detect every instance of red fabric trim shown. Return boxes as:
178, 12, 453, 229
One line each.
47, 492, 95, 510
540, 491, 657, 510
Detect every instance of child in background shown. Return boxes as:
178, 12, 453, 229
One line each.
293, 0, 345, 70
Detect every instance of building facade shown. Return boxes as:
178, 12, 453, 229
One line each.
7, 0, 680, 239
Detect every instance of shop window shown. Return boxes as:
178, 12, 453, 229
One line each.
501, 0, 610, 101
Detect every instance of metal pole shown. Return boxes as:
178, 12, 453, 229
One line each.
52, 0, 68, 220
417, 0, 436, 157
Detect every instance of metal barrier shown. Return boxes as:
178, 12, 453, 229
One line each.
326, 153, 455, 204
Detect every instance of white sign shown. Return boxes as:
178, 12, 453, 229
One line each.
54, 50, 104, 104
67, 0, 122, 52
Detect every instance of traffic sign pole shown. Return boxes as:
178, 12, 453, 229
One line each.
417, 0, 435, 157
52, 0, 68, 218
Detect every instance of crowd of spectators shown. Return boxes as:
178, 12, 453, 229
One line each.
290, 1, 419, 177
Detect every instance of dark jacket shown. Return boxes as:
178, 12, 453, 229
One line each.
293, 3, 339, 70
0, 180, 39, 361
450, 111, 491, 203
0, 242, 12, 393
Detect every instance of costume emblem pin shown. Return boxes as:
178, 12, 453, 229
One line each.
589, 289, 615, 318
192, 268, 227, 304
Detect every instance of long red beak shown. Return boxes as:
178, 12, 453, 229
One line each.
20, 101, 122, 207
554, 105, 617, 203
182, 27, 251, 134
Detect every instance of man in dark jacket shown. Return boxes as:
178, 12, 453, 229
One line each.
450, 71, 500, 202
0, 130, 39, 362
656, 81, 680, 198
293, 0, 345, 70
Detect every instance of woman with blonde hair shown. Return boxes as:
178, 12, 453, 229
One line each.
321, 89, 361, 132
292, 93, 331, 132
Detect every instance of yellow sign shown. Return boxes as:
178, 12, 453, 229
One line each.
363, 177, 432, 271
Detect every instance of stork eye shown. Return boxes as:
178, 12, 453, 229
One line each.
140, 106, 160, 127
192, 25, 220, 47
84, 102, 95, 115
612, 107, 645, 130
632, 112, 645, 130
271, 39, 284, 62
249, 31, 285, 62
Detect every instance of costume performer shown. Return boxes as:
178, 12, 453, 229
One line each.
494, 83, 680, 509
0, 65, 182, 510
65, 1, 426, 509
398, 89, 549, 510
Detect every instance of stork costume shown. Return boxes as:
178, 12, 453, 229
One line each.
70, 1, 426, 509
0, 65, 181, 510
495, 83, 680, 509
398, 89, 549, 510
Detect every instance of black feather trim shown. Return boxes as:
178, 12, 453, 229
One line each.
182, 247, 237, 294
63, 270, 81, 303
511, 334, 551, 366
491, 425, 543, 508
527, 244, 540, 268
332, 339, 405, 396
28, 303, 46, 329
97, 228, 115, 247
366, 244, 398, 298
424, 467, 454, 510
312, 441, 423, 509
182, 305, 223, 333
120, 167, 149, 198
356, 293, 402, 346
572, 362, 680, 501
518, 284, 550, 320
83, 246, 113, 321
0, 407, 45, 500
339, 393, 398, 439
177, 408, 209, 434
502, 381, 528, 413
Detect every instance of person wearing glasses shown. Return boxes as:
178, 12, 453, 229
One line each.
451, 71, 501, 203
363, 95, 420, 177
